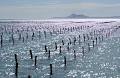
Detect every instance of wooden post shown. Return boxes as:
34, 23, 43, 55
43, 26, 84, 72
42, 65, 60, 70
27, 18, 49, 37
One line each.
1, 35, 2, 48
26, 33, 28, 40
44, 31, 46, 38
14, 54, 18, 77
73, 37, 76, 45
45, 45, 47, 53
94, 30, 96, 36
29, 50, 33, 59
55, 42, 57, 50
32, 32, 34, 40
98, 36, 101, 42
64, 56, 66, 67
39, 31, 41, 39
82, 47, 84, 56
50, 64, 53, 75
15, 62, 18, 78
59, 46, 61, 54
67, 43, 69, 51
92, 40, 95, 48
83, 34, 85, 42
102, 35, 104, 41
74, 50, 76, 59
12, 34, 14, 45
88, 43, 90, 52
28, 75, 31, 78
22, 37, 24, 43
95, 37, 97, 45
15, 54, 18, 63
79, 35, 81, 45
62, 40, 64, 45
35, 56, 37, 67
48, 50, 50, 59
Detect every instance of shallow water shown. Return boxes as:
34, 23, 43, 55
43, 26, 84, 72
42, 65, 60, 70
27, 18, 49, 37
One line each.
0, 19, 120, 78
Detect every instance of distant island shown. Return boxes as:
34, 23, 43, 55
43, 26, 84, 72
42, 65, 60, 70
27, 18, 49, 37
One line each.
53, 14, 120, 19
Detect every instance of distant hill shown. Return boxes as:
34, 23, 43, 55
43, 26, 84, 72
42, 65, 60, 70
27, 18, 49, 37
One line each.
53, 14, 120, 19
67, 14, 89, 18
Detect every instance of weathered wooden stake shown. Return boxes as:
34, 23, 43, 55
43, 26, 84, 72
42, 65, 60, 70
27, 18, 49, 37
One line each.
22, 37, 24, 43
50, 64, 53, 75
102, 35, 104, 41
15, 62, 18, 78
45, 45, 47, 52
88, 43, 90, 52
73, 37, 76, 45
82, 47, 84, 56
79, 35, 81, 45
62, 40, 64, 45
12, 34, 14, 45
28, 75, 31, 78
64, 56, 66, 67
74, 50, 76, 59
15, 54, 18, 63
26, 33, 28, 40
35, 56, 37, 67
83, 34, 85, 42
1, 35, 3, 48
98, 36, 101, 42
48, 50, 50, 59
44, 31, 46, 38
39, 31, 41, 39
59, 46, 61, 54
32, 32, 34, 40
67, 43, 69, 51
92, 40, 95, 48
14, 53, 18, 77
94, 30, 96, 35
29, 50, 33, 59
95, 37, 97, 45
55, 42, 57, 50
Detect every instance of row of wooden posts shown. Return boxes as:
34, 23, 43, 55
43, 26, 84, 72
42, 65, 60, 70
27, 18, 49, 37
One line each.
14, 50, 67, 78
13, 31, 105, 78
0, 24, 119, 78
0, 24, 101, 48
13, 26, 119, 78
0, 29, 107, 48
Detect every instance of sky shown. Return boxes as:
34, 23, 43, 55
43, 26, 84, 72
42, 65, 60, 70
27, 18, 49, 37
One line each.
0, 0, 120, 19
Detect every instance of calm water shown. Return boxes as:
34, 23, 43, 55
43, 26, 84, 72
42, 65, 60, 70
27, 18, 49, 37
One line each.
0, 19, 120, 78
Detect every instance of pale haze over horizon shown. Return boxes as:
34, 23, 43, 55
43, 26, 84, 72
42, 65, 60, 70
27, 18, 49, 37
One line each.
0, 0, 120, 19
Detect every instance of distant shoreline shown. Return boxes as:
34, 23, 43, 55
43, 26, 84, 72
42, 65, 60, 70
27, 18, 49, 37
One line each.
0, 19, 120, 24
